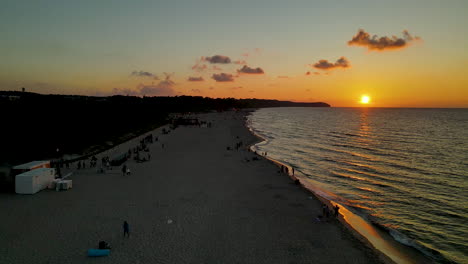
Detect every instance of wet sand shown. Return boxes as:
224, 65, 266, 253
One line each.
0, 111, 384, 264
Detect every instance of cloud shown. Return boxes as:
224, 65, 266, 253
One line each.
230, 86, 243, 90
234, 60, 247, 65
306, 71, 320, 76
137, 83, 176, 96
212, 65, 222, 71
188, 76, 204, 82
204, 55, 231, 64
112, 88, 140, 96
277, 76, 289, 79
131, 70, 159, 79
238, 65, 265, 74
191, 89, 201, 93
312, 57, 350, 70
192, 63, 207, 72
115, 72, 176, 96
212, 73, 234, 82
348, 29, 421, 51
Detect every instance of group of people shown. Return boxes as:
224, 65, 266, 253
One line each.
321, 203, 340, 220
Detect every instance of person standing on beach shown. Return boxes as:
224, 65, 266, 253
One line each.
122, 164, 127, 176
292, 167, 295, 176
334, 205, 340, 218
322, 204, 328, 218
123, 221, 130, 237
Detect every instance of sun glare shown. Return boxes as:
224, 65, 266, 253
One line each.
360, 95, 371, 104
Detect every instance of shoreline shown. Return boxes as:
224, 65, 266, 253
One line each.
244, 110, 436, 264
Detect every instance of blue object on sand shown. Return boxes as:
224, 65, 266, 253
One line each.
87, 249, 110, 257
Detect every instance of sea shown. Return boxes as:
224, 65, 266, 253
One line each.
247, 107, 467, 264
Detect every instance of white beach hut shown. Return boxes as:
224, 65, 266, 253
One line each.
15, 168, 55, 194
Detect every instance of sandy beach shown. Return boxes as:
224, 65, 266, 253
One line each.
0, 111, 384, 264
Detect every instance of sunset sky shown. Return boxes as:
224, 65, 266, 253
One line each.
1, 0, 467, 107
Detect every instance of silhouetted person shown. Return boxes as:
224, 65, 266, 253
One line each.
123, 221, 129, 237
292, 167, 295, 176
122, 164, 127, 176
322, 204, 328, 218
334, 205, 340, 218
99, 241, 111, 249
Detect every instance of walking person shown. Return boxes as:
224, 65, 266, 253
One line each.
123, 221, 130, 238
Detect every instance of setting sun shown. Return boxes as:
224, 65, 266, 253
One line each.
360, 95, 371, 104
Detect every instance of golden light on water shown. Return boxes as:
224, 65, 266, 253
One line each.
360, 95, 371, 104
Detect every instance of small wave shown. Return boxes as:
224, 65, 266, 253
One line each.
388, 229, 455, 263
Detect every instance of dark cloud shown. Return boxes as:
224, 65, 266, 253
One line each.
238, 65, 264, 74
312, 57, 350, 70
131, 70, 159, 79
204, 55, 231, 64
188, 76, 204, 82
348, 29, 421, 51
212, 73, 234, 82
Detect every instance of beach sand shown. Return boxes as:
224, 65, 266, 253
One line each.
0, 111, 384, 264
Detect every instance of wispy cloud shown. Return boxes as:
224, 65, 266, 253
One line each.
204, 55, 231, 64
212, 73, 234, 82
191, 89, 201, 93
348, 29, 421, 51
115, 72, 175, 96
187, 76, 204, 82
131, 70, 159, 79
312, 57, 350, 70
238, 65, 264, 74
305, 71, 320, 76
234, 60, 247, 65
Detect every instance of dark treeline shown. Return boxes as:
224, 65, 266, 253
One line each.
0, 91, 329, 165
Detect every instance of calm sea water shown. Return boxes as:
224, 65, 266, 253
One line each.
248, 107, 468, 264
